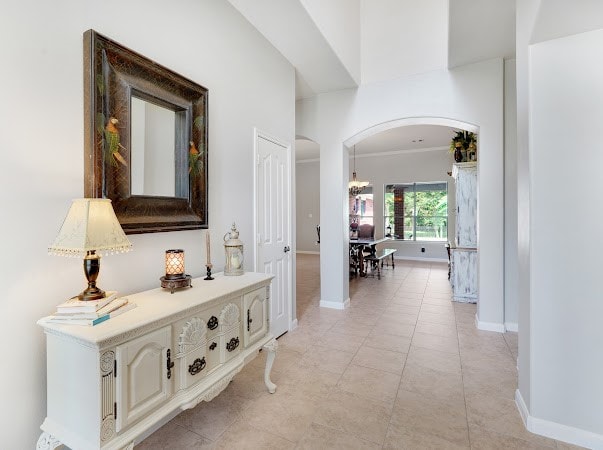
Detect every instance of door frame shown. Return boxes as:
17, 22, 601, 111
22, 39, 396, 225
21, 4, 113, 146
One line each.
252, 128, 295, 332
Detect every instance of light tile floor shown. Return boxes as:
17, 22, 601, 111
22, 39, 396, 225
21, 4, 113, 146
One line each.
138, 254, 583, 449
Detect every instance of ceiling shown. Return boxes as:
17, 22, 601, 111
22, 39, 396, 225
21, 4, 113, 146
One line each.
227, 0, 503, 161
228, 0, 516, 99
296, 124, 459, 161
228, 0, 358, 98
447, 0, 516, 68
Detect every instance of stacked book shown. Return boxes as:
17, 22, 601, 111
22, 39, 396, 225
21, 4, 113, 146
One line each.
45, 291, 136, 326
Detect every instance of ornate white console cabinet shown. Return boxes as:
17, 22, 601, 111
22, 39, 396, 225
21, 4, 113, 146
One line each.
36, 272, 276, 450
450, 162, 478, 303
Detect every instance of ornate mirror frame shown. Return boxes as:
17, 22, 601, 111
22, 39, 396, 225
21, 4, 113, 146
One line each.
83, 30, 208, 234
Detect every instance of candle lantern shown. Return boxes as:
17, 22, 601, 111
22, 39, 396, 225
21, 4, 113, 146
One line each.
160, 249, 192, 293
223, 223, 244, 276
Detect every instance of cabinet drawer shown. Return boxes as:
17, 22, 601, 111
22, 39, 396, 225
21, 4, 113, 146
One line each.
222, 326, 241, 363
205, 304, 223, 340
178, 345, 208, 390
205, 337, 221, 373
218, 302, 241, 363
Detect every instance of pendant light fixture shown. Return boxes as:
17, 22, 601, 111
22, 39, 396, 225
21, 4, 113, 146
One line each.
348, 145, 369, 197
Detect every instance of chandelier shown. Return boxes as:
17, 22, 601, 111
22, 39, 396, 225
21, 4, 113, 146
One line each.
348, 145, 369, 197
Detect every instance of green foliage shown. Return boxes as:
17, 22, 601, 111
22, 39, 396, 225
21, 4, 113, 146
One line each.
385, 186, 448, 239
104, 128, 119, 154
96, 74, 104, 96
449, 130, 477, 153
193, 115, 204, 131
189, 141, 204, 177
96, 113, 106, 136
385, 192, 395, 218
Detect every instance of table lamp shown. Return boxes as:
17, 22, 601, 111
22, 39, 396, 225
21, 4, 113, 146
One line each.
48, 198, 132, 301
160, 249, 192, 293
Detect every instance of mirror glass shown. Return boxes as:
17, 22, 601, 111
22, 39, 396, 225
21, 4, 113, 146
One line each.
131, 97, 176, 197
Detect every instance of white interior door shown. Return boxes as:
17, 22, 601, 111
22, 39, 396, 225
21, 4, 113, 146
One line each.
255, 131, 291, 338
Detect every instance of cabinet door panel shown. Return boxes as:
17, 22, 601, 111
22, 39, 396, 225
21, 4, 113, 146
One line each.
455, 166, 477, 247
116, 326, 171, 431
451, 250, 477, 301
243, 287, 268, 347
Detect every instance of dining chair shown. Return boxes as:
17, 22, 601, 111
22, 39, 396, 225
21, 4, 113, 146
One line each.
357, 224, 374, 239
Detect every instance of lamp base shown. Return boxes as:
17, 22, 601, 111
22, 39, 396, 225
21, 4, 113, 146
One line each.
160, 275, 192, 294
79, 250, 105, 301
78, 287, 106, 301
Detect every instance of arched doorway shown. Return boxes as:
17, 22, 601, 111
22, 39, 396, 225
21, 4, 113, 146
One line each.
343, 117, 504, 331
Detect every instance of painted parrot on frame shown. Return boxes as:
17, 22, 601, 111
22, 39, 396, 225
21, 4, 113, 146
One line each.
105, 117, 127, 167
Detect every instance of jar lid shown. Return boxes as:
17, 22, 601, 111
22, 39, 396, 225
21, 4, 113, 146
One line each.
224, 223, 243, 247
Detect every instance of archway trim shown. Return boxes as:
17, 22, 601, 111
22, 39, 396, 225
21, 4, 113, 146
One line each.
343, 117, 479, 148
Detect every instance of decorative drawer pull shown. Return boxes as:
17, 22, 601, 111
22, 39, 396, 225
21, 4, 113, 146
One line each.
247, 309, 253, 332
226, 337, 239, 352
188, 357, 206, 376
166, 349, 175, 380
207, 316, 218, 330
209, 342, 217, 351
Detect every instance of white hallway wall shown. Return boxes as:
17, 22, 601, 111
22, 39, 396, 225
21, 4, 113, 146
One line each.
296, 58, 504, 328
504, 58, 518, 329
296, 160, 321, 252
519, 27, 603, 447
0, 1, 295, 447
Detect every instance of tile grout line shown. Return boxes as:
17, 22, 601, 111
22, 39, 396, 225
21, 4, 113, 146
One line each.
451, 280, 473, 449
381, 267, 423, 449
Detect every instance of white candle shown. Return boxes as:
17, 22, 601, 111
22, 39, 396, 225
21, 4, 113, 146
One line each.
206, 232, 211, 265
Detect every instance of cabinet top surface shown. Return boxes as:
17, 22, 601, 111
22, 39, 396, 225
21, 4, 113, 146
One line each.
37, 272, 273, 345
451, 161, 477, 179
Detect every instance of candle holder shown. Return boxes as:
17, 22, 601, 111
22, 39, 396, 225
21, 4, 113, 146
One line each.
204, 263, 214, 280
160, 249, 192, 294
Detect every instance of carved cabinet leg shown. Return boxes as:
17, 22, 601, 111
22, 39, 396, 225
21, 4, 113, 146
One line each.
263, 338, 278, 393
36, 432, 63, 450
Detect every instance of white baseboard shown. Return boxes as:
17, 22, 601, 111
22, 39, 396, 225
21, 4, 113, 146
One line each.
289, 318, 298, 331
394, 255, 448, 263
475, 313, 505, 333
515, 389, 603, 449
505, 322, 518, 332
296, 250, 320, 255
320, 298, 350, 310
515, 388, 529, 425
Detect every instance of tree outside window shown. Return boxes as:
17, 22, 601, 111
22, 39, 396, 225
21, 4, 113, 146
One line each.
384, 182, 447, 241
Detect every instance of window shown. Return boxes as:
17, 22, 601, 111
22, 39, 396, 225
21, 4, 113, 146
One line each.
349, 186, 373, 226
384, 182, 447, 241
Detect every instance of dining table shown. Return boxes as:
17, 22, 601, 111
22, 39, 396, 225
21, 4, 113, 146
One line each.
349, 236, 392, 277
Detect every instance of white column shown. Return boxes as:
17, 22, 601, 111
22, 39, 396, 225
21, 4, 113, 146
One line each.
319, 141, 350, 309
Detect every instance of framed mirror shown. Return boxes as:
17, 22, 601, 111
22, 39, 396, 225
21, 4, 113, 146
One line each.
83, 30, 208, 234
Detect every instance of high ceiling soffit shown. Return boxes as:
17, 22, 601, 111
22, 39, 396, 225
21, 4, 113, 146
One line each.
228, 0, 358, 99
530, 0, 603, 45
360, 0, 449, 84
447, 0, 516, 68
229, 0, 516, 99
